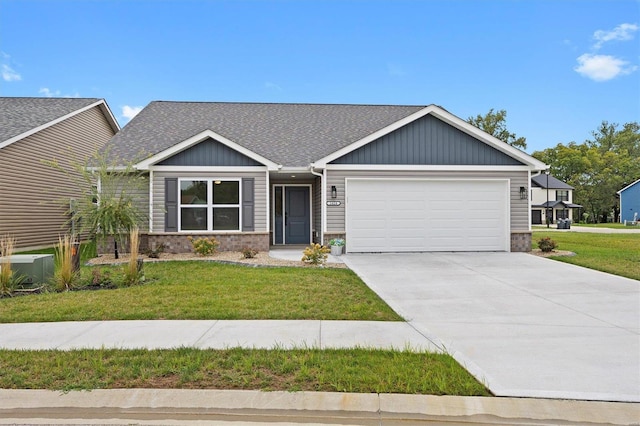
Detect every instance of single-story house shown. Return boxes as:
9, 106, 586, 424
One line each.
0, 97, 119, 250
617, 178, 640, 224
102, 101, 547, 253
530, 173, 582, 224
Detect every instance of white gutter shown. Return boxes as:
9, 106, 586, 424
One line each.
309, 163, 325, 245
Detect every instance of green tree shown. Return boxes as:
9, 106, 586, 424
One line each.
467, 108, 527, 150
532, 121, 640, 223
45, 151, 147, 258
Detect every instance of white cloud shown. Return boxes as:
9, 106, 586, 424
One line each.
574, 53, 638, 81
39, 87, 80, 98
122, 105, 143, 120
593, 23, 638, 49
1, 64, 21, 81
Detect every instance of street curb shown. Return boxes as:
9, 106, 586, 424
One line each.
1, 389, 638, 425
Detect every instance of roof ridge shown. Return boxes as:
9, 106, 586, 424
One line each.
148, 100, 428, 108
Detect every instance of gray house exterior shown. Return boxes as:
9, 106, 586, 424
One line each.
0, 97, 119, 250
103, 101, 547, 253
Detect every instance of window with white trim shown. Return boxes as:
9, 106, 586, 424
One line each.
179, 179, 241, 231
556, 190, 569, 202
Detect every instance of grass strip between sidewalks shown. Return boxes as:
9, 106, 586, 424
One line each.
0, 261, 402, 323
532, 231, 639, 280
0, 347, 490, 396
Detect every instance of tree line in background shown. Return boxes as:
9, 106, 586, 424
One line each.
469, 110, 640, 223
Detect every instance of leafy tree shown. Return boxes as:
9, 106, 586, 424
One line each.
45, 151, 147, 258
533, 121, 640, 223
467, 108, 527, 150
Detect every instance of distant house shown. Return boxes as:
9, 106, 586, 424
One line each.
0, 97, 119, 250
617, 179, 640, 223
530, 174, 582, 224
101, 101, 547, 253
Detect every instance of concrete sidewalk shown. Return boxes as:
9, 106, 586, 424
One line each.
0, 319, 438, 351
533, 224, 640, 233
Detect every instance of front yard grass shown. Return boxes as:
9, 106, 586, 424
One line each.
0, 347, 490, 396
0, 261, 402, 323
532, 231, 639, 280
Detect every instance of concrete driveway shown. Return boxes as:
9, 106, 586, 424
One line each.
342, 252, 640, 402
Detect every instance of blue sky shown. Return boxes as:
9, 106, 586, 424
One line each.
1, 0, 638, 154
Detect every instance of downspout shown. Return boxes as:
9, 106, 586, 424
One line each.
309, 163, 325, 245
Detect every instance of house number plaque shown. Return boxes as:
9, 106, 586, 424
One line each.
326, 201, 341, 206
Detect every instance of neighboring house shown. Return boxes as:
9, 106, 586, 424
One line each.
102, 101, 547, 253
617, 179, 640, 223
530, 173, 582, 225
0, 97, 119, 250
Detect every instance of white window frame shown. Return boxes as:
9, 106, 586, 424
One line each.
178, 178, 242, 232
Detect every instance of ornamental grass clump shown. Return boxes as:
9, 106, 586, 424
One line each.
0, 235, 22, 296
537, 237, 558, 253
301, 243, 330, 265
122, 228, 144, 287
53, 235, 78, 292
187, 236, 219, 256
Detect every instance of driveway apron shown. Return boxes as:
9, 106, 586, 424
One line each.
342, 252, 640, 402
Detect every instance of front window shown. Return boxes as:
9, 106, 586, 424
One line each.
556, 190, 569, 202
179, 179, 241, 231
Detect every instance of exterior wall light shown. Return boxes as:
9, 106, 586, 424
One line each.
331, 185, 337, 199
519, 186, 527, 200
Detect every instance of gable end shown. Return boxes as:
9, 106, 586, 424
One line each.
330, 114, 524, 166
158, 137, 262, 167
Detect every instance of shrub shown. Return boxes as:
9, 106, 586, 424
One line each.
301, 243, 330, 265
144, 243, 165, 259
122, 228, 144, 286
187, 236, 219, 256
53, 235, 79, 292
537, 237, 558, 253
0, 235, 24, 296
241, 247, 258, 259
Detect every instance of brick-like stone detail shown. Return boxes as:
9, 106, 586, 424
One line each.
324, 232, 346, 250
511, 232, 532, 252
146, 233, 270, 254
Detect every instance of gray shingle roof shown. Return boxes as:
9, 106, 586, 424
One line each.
103, 101, 426, 167
531, 174, 574, 190
0, 97, 101, 144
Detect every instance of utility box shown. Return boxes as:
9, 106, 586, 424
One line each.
0, 254, 54, 285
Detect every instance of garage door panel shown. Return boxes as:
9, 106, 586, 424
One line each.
346, 179, 508, 252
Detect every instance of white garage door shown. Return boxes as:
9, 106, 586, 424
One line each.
346, 179, 509, 252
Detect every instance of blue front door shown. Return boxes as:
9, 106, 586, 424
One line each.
284, 186, 310, 244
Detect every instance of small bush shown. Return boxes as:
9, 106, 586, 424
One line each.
329, 238, 345, 247
187, 236, 220, 256
144, 243, 165, 259
241, 247, 258, 259
88, 267, 113, 288
301, 243, 330, 265
53, 235, 79, 292
537, 237, 558, 253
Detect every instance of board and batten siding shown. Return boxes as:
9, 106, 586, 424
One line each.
0, 105, 115, 249
151, 170, 267, 233
325, 170, 529, 233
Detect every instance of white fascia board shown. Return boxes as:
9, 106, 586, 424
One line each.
617, 178, 640, 195
326, 164, 534, 172
0, 99, 117, 150
134, 129, 280, 171
149, 165, 267, 172
314, 104, 548, 171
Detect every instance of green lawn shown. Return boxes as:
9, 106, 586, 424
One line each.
532, 231, 640, 280
0, 261, 401, 323
0, 347, 490, 396
572, 223, 634, 229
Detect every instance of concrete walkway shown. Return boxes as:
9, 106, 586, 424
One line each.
343, 252, 640, 403
0, 319, 437, 351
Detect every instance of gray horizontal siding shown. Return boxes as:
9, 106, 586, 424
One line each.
158, 138, 262, 166
326, 170, 529, 233
331, 114, 523, 166
152, 170, 267, 233
0, 105, 115, 249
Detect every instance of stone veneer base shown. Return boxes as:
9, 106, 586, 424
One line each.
510, 232, 532, 252
146, 233, 270, 254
